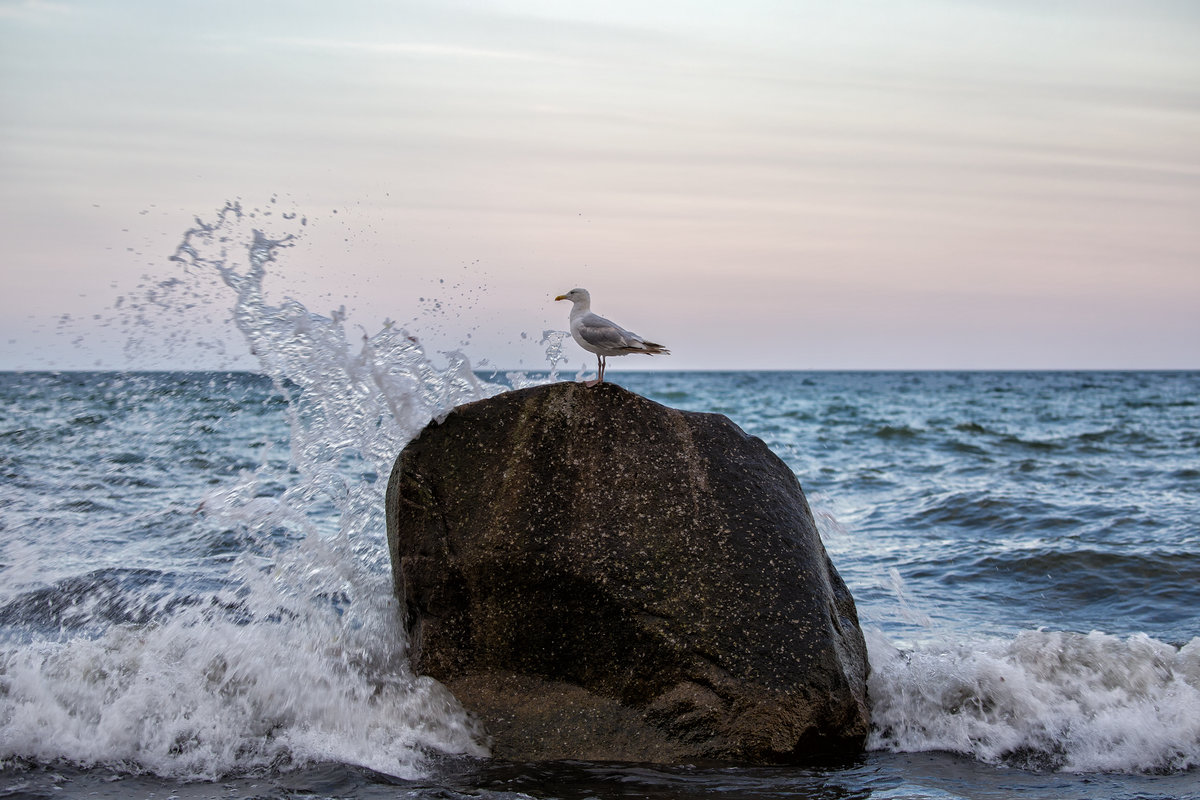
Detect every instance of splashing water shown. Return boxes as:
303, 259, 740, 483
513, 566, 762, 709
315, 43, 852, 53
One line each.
1, 201, 509, 779
866, 629, 1200, 774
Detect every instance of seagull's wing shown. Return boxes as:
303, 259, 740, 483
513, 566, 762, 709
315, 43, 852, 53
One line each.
576, 312, 670, 355
576, 313, 645, 352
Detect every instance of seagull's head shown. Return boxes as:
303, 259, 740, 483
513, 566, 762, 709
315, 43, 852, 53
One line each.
555, 288, 590, 304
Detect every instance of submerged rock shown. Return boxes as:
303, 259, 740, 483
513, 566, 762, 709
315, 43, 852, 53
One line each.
386, 381, 869, 763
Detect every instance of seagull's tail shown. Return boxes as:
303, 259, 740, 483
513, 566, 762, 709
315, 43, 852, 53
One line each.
637, 340, 670, 356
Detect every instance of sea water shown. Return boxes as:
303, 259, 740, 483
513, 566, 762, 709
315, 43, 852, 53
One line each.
2, 204, 1198, 799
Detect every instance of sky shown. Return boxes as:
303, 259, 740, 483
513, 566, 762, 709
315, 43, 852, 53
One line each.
1, 0, 1198, 371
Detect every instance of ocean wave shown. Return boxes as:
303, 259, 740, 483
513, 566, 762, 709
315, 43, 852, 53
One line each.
0, 602, 487, 779
872, 424, 923, 440
903, 490, 1074, 534
0, 569, 196, 632
866, 627, 1200, 773
966, 547, 1200, 583
998, 434, 1062, 452
937, 422, 1163, 456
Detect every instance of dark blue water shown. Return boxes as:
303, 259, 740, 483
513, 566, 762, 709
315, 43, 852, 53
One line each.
2, 205, 1197, 798
2, 370, 1198, 799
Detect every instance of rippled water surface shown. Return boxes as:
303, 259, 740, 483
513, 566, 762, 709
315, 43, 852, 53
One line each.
3, 370, 1198, 799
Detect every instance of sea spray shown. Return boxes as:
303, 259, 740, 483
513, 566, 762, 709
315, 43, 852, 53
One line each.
161, 201, 510, 771
1, 202, 513, 778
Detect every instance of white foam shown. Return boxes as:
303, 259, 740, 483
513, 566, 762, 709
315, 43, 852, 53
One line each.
0, 602, 486, 779
866, 626, 1200, 773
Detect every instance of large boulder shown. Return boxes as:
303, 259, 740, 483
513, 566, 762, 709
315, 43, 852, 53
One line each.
386, 381, 869, 763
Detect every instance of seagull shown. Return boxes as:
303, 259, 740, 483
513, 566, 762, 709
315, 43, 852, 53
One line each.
555, 288, 669, 385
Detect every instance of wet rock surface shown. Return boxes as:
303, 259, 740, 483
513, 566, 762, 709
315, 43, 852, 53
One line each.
386, 381, 869, 763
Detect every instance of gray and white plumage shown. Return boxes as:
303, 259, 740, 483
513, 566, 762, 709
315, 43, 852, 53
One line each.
554, 288, 669, 384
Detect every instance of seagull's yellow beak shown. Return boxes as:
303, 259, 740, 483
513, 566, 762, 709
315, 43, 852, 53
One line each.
554, 294, 568, 301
